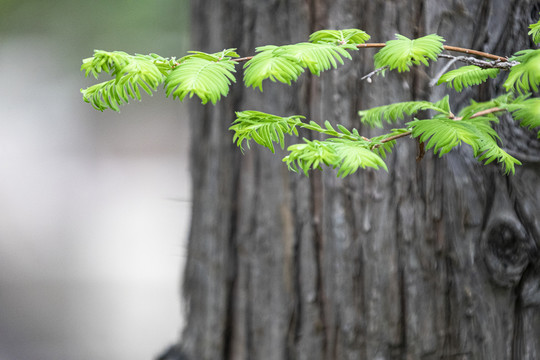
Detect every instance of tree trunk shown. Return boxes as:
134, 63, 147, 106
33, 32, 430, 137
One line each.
176, 1, 540, 359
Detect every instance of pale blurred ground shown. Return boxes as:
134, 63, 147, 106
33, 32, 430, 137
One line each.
0, 1, 190, 359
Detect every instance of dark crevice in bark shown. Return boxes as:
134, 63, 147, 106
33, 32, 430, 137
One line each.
471, 0, 491, 51
398, 265, 407, 359
286, 178, 302, 360
511, 263, 528, 360
309, 171, 328, 356
442, 254, 454, 357
245, 263, 254, 359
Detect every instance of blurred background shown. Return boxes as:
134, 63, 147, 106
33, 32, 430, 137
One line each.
0, 1, 191, 359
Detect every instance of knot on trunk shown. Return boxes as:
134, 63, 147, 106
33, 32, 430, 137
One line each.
482, 215, 532, 287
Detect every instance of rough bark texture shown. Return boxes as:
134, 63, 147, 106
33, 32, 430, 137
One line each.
176, 1, 540, 359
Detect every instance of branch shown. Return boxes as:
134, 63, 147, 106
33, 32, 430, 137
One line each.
360, 66, 389, 82
228, 42, 510, 64
356, 43, 508, 61
437, 54, 517, 69
442, 45, 507, 61
379, 131, 412, 143
452, 107, 505, 121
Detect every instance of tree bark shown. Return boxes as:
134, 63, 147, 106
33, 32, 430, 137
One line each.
176, 1, 540, 359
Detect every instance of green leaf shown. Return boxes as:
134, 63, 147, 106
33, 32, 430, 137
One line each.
80, 51, 166, 111
359, 96, 451, 127
331, 138, 388, 176
164, 56, 236, 104
504, 49, 540, 94
309, 29, 371, 45
529, 14, 540, 45
300, 120, 363, 141
437, 65, 500, 92
243, 45, 305, 91
283, 139, 341, 176
243, 42, 355, 90
229, 110, 303, 153
507, 98, 540, 138
408, 115, 520, 174
374, 34, 445, 72
474, 132, 521, 175
182, 48, 240, 62
281, 42, 355, 76
283, 138, 385, 177
409, 117, 477, 156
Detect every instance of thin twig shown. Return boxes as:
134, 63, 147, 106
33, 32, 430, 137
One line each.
442, 45, 507, 61
229, 42, 510, 64
453, 107, 505, 121
429, 57, 458, 87
360, 66, 389, 83
378, 131, 412, 143
437, 54, 517, 69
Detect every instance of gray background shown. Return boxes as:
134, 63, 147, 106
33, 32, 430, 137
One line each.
0, 1, 190, 359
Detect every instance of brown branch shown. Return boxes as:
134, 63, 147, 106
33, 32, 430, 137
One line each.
228, 42, 508, 64
442, 45, 507, 61
355, 43, 507, 61
379, 131, 412, 143
453, 107, 505, 121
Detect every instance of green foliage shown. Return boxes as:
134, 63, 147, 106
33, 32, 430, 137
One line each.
164, 49, 238, 104
408, 115, 520, 174
437, 65, 500, 92
229, 111, 303, 153
358, 96, 451, 127
300, 120, 364, 141
81, 50, 168, 111
283, 138, 387, 177
528, 14, 540, 45
81, 23, 540, 177
309, 29, 370, 45
374, 34, 444, 72
504, 49, 540, 94
243, 42, 355, 91
507, 98, 540, 138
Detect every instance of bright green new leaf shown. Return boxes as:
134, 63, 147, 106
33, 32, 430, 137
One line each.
81, 51, 166, 111
359, 96, 451, 127
309, 29, 371, 45
283, 138, 385, 177
284, 139, 341, 176
437, 65, 500, 92
374, 34, 445, 72
507, 98, 540, 138
409, 115, 520, 174
529, 14, 540, 45
281, 42, 356, 75
230, 111, 303, 153
300, 120, 363, 141
504, 49, 540, 94
164, 57, 236, 104
243, 42, 355, 90
331, 138, 388, 176
243, 45, 305, 91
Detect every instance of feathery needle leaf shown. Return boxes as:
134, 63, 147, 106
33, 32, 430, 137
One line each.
437, 65, 500, 92
374, 34, 445, 72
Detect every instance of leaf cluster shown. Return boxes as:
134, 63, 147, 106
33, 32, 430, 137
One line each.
231, 111, 387, 176
81, 22, 540, 177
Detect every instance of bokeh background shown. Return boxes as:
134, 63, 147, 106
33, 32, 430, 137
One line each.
0, 1, 191, 359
